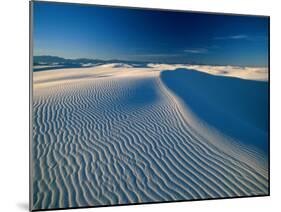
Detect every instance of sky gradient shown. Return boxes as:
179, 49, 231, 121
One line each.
33, 1, 269, 66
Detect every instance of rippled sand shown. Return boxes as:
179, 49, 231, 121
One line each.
31, 64, 268, 210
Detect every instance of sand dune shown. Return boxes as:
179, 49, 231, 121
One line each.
32, 64, 268, 210
149, 64, 268, 81
161, 69, 268, 154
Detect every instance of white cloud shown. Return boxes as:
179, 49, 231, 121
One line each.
214, 34, 249, 40
184, 48, 208, 54
135, 53, 179, 57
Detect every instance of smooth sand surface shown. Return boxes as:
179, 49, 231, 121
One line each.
32, 64, 268, 210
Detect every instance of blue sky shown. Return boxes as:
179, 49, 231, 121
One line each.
33, 1, 269, 66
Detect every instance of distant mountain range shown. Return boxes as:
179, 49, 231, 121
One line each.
33, 56, 158, 71
33, 56, 148, 66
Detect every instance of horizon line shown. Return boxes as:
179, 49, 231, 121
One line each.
33, 54, 268, 68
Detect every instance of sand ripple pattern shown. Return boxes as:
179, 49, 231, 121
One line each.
32, 69, 268, 210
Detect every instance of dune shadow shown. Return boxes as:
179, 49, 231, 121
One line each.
16, 202, 29, 211
129, 63, 152, 68
160, 68, 269, 153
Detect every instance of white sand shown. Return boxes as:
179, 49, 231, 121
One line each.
148, 64, 268, 81
32, 64, 268, 210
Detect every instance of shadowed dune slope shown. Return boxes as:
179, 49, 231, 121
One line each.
161, 69, 269, 154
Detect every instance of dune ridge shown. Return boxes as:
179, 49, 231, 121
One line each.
32, 64, 268, 210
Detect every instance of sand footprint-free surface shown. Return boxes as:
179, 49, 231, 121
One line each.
32, 64, 268, 210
